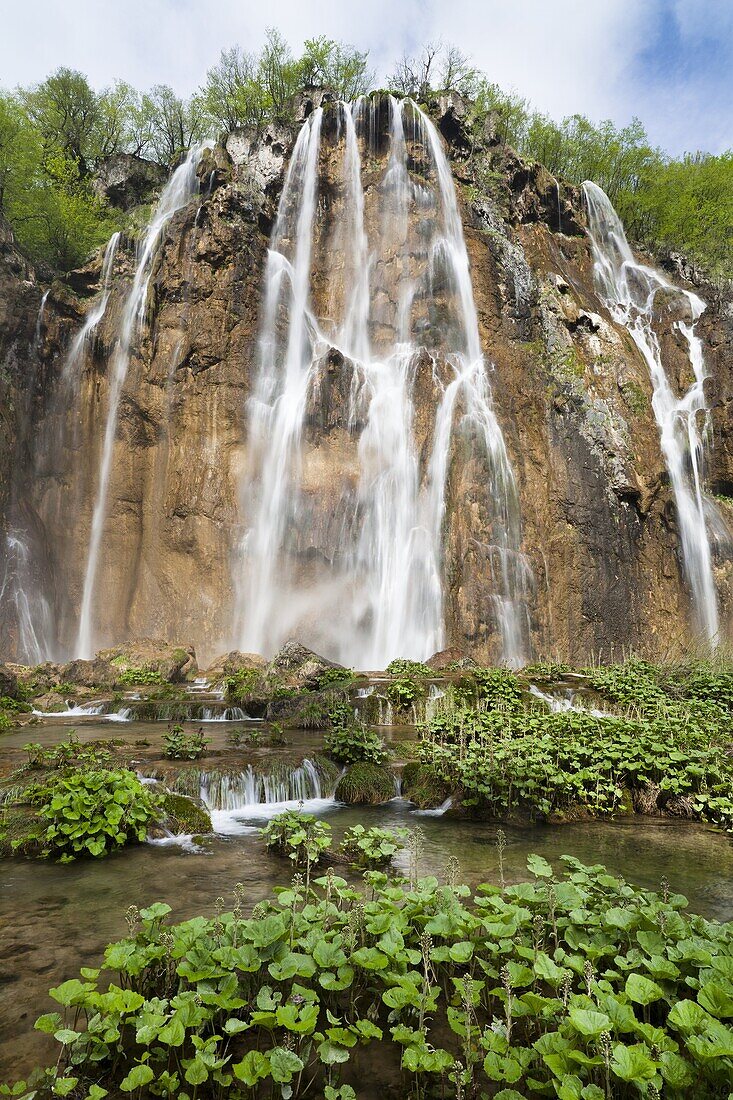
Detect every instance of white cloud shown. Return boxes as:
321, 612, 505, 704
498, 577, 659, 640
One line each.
1, 0, 729, 153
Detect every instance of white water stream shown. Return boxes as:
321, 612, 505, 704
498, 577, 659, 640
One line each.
234, 97, 531, 667
76, 147, 208, 659
584, 181, 720, 643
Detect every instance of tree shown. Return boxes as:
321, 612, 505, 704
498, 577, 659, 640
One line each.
298, 37, 373, 100
143, 85, 207, 164
21, 67, 103, 176
199, 46, 268, 131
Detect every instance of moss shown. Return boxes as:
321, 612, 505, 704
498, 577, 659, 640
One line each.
401, 762, 452, 810
335, 763, 396, 805
390, 739, 421, 761
622, 380, 647, 416
160, 793, 212, 836
0, 803, 43, 857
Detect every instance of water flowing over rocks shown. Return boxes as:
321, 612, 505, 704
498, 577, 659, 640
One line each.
0, 91, 731, 666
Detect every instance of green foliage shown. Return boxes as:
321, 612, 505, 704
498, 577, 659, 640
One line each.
315, 666, 354, 690
199, 31, 373, 131
471, 81, 733, 279
163, 724, 209, 760
473, 668, 524, 711
32, 768, 161, 859
223, 667, 260, 704
159, 793, 211, 836
420, 697, 733, 826
334, 762, 396, 804
11, 860, 733, 1098
339, 824, 409, 868
323, 703, 387, 765
261, 808, 331, 868
386, 675, 427, 713
116, 666, 164, 685
385, 658, 432, 677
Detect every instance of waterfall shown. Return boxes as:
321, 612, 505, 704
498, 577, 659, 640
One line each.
76, 147, 208, 659
62, 232, 121, 385
583, 181, 720, 642
34, 290, 50, 349
201, 758, 329, 810
0, 529, 55, 664
234, 96, 532, 668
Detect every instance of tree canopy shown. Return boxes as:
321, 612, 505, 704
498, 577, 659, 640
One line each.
0, 32, 729, 278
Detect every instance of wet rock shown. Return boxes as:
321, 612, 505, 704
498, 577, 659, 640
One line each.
267, 640, 343, 690
335, 763, 396, 804
0, 664, 19, 699
92, 154, 168, 211
426, 648, 476, 670
58, 657, 116, 689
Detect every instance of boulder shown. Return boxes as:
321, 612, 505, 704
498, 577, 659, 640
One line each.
0, 663, 19, 699
92, 154, 168, 211
266, 640, 343, 690
96, 639, 197, 684
58, 657, 116, 689
426, 648, 476, 670
205, 651, 267, 683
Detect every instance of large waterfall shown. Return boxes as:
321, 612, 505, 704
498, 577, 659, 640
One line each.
76, 145, 209, 659
234, 97, 532, 668
583, 182, 720, 642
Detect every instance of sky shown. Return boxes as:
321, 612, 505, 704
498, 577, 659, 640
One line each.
1, 0, 731, 156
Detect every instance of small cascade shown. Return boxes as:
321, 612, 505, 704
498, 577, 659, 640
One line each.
199, 706, 251, 722
31, 700, 133, 720
583, 181, 721, 643
414, 795, 453, 817
233, 95, 532, 667
34, 290, 50, 349
76, 146, 209, 659
528, 682, 608, 719
186, 678, 211, 694
197, 758, 338, 833
423, 682, 446, 723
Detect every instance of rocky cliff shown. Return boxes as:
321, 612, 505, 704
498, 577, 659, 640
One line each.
1, 90, 731, 667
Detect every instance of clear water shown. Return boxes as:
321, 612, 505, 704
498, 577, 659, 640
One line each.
2, 720, 733, 1076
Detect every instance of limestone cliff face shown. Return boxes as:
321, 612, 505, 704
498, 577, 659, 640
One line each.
0, 93, 731, 666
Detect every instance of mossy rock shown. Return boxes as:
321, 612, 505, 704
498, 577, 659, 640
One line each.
0, 803, 44, 857
401, 762, 452, 810
160, 793, 212, 836
335, 763, 396, 805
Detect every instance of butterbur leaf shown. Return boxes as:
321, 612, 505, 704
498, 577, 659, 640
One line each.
610, 1043, 657, 1082
52, 1080, 78, 1098
568, 1008, 612, 1037
120, 1066, 154, 1092
527, 854, 553, 879
233, 1051, 270, 1086
697, 981, 733, 1018
268, 1048, 303, 1083
34, 1014, 62, 1034
626, 973, 665, 1005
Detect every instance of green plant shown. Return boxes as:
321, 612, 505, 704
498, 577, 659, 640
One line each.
339, 824, 409, 868
10, 858, 733, 1098
385, 658, 432, 677
116, 666, 164, 686
334, 762, 396, 804
386, 675, 426, 713
163, 724, 209, 760
261, 808, 331, 870
31, 768, 161, 860
315, 667, 355, 689
323, 704, 386, 765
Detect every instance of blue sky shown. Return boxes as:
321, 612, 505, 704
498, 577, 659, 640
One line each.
1, 0, 731, 155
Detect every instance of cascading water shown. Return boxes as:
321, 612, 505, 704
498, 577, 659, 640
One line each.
62, 232, 121, 386
0, 530, 55, 664
583, 181, 720, 642
234, 96, 532, 667
76, 146, 208, 659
